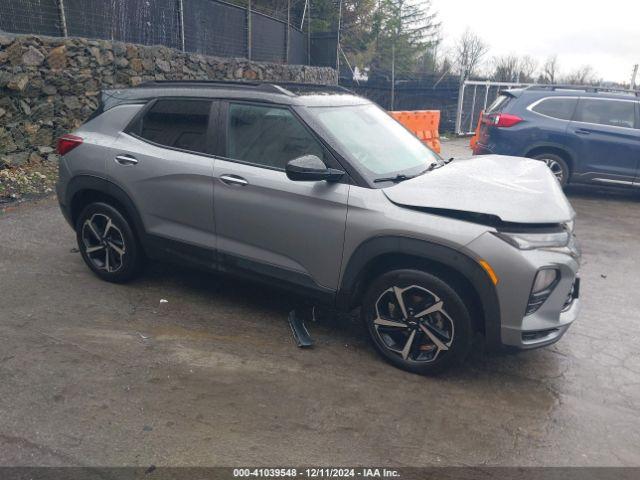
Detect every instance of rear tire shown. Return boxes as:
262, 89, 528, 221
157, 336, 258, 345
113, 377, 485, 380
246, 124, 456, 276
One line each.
532, 153, 569, 186
362, 269, 473, 375
75, 202, 142, 283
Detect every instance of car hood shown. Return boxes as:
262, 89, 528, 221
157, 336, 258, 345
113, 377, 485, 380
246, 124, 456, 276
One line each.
382, 155, 575, 224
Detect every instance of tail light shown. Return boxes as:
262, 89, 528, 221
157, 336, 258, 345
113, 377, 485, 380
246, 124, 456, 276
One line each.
482, 113, 523, 128
57, 134, 83, 155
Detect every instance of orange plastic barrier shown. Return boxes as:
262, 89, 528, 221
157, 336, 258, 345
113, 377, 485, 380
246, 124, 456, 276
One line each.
390, 110, 441, 153
469, 110, 484, 150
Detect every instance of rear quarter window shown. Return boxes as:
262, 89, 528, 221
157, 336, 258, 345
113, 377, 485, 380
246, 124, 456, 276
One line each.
130, 99, 212, 153
530, 98, 578, 120
486, 94, 513, 114
574, 98, 636, 129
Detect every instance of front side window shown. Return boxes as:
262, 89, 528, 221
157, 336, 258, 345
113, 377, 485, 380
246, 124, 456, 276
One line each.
226, 103, 325, 169
136, 99, 212, 153
574, 98, 636, 129
531, 98, 578, 120
307, 104, 440, 180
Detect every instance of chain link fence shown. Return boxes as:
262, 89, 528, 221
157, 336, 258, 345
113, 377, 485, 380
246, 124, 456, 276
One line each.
0, 0, 313, 65
456, 80, 534, 135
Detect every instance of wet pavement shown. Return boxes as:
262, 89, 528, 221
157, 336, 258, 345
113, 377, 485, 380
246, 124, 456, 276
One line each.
1, 140, 639, 466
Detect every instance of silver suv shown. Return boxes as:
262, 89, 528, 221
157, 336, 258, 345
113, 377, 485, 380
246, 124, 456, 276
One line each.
56, 81, 581, 374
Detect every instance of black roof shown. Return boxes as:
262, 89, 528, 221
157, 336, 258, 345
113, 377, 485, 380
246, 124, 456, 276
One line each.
101, 80, 368, 110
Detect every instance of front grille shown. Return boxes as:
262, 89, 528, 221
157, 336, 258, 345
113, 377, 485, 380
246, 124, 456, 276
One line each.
522, 328, 559, 342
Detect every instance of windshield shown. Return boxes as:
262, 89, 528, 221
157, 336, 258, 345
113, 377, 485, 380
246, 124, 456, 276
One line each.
307, 104, 441, 181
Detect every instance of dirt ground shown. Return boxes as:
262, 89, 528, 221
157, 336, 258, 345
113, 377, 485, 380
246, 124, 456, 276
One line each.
1, 139, 639, 467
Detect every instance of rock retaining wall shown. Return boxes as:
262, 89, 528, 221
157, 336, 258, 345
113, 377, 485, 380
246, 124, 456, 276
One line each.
0, 34, 337, 168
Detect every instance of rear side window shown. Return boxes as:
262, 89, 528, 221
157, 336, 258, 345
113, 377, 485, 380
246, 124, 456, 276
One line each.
135, 99, 212, 153
226, 103, 325, 170
486, 94, 513, 114
574, 98, 636, 129
530, 98, 578, 120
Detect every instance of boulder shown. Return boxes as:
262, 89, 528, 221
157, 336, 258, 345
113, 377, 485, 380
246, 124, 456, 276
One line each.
4, 42, 25, 65
47, 45, 67, 70
2, 152, 29, 167
22, 46, 45, 66
7, 74, 29, 92
63, 96, 81, 110
155, 58, 171, 73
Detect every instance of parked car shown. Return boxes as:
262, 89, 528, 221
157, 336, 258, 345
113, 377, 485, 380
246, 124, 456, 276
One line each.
472, 85, 640, 187
56, 81, 580, 374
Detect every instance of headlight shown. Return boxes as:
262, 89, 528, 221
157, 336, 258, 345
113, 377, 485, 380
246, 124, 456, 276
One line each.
492, 230, 570, 250
565, 220, 575, 233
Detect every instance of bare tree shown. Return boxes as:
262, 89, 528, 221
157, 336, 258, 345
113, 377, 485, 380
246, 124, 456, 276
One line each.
454, 28, 489, 80
542, 55, 559, 84
518, 55, 538, 82
565, 65, 597, 85
492, 55, 520, 82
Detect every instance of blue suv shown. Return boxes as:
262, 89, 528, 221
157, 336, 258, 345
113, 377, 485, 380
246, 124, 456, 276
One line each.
472, 86, 640, 187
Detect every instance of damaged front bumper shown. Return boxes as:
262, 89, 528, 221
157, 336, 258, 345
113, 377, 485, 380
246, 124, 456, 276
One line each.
464, 231, 581, 350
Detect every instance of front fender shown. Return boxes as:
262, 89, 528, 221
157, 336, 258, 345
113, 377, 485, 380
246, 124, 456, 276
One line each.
337, 236, 502, 349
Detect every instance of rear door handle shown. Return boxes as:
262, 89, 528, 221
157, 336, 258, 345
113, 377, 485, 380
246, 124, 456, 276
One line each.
115, 154, 138, 165
575, 128, 591, 136
219, 174, 249, 187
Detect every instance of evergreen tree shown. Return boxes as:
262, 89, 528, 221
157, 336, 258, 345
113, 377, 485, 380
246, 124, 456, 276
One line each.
309, 0, 377, 72
369, 0, 440, 80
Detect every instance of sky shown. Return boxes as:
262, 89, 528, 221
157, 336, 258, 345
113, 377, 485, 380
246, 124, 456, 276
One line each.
433, 0, 640, 84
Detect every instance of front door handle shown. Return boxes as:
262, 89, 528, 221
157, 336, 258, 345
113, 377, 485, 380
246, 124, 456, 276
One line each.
575, 128, 591, 136
115, 154, 138, 165
220, 174, 249, 187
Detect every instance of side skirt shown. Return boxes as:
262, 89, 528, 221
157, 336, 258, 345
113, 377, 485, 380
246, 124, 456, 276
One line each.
143, 234, 336, 305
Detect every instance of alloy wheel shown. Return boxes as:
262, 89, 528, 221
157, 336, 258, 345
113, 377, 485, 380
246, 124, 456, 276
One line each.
81, 213, 126, 273
372, 285, 455, 363
540, 158, 564, 183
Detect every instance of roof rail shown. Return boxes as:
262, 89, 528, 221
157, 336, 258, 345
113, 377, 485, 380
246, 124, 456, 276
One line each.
524, 84, 640, 97
273, 82, 353, 94
137, 79, 287, 94
135, 79, 350, 96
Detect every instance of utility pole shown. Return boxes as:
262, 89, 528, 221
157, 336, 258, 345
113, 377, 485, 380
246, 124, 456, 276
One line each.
631, 64, 639, 90
246, 0, 252, 60
178, 0, 185, 51
336, 0, 342, 74
285, 0, 290, 63
307, 0, 311, 66
390, 41, 395, 110
57, 0, 68, 37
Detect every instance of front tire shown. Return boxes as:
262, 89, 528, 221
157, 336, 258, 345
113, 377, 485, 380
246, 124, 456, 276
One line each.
76, 202, 142, 283
362, 269, 473, 375
532, 153, 569, 186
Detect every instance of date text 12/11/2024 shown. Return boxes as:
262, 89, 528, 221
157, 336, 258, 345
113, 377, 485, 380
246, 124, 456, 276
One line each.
233, 468, 401, 478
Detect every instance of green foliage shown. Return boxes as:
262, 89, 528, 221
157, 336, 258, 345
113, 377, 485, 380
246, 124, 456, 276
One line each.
369, 0, 440, 79
241, 0, 440, 75
307, 0, 440, 77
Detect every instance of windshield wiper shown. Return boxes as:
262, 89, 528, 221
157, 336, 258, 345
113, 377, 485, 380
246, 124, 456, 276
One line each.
373, 163, 440, 184
373, 174, 413, 184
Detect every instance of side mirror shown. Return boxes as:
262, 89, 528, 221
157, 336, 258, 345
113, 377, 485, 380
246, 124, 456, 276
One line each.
285, 155, 344, 182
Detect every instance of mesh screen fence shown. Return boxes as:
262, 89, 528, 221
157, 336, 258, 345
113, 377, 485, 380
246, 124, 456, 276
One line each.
0, 0, 310, 65
0, 0, 62, 36
183, 0, 247, 58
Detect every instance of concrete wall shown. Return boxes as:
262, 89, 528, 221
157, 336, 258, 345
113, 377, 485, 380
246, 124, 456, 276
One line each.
0, 34, 337, 168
